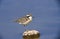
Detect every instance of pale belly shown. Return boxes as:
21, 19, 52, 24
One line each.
19, 19, 32, 25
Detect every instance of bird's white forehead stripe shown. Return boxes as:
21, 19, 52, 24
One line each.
26, 15, 30, 16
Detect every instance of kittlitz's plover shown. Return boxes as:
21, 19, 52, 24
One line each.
15, 14, 32, 27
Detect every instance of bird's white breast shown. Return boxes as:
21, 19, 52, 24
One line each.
29, 16, 32, 20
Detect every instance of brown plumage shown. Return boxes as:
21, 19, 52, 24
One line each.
15, 14, 32, 26
16, 16, 30, 23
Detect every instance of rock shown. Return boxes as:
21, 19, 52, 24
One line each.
23, 30, 40, 39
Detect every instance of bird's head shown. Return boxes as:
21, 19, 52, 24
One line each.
26, 14, 32, 20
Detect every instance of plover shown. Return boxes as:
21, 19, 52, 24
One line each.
15, 14, 32, 27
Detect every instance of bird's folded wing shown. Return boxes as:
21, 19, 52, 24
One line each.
15, 17, 29, 23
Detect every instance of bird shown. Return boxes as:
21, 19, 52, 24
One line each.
14, 14, 32, 27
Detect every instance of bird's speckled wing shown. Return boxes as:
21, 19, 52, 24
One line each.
15, 16, 30, 23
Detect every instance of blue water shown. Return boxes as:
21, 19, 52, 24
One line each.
0, 0, 60, 39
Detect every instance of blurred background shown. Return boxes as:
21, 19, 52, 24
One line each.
0, 0, 60, 39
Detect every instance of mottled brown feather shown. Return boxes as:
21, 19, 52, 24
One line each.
16, 16, 30, 23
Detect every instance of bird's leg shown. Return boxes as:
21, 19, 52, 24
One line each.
23, 25, 27, 31
24, 25, 26, 27
24, 24, 28, 27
